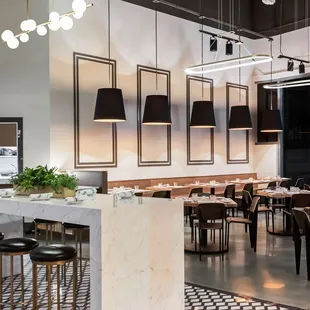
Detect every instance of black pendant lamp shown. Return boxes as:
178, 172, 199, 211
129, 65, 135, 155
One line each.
143, 95, 171, 125
260, 40, 283, 133
190, 101, 216, 128
142, 1, 171, 125
229, 106, 252, 130
261, 110, 283, 132
94, 88, 126, 122
93, 0, 126, 123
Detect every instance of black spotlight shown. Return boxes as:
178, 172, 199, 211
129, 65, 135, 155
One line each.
287, 59, 294, 71
210, 36, 217, 52
299, 62, 305, 74
225, 40, 233, 55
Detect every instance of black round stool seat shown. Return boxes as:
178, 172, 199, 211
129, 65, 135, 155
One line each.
0, 232, 4, 241
34, 219, 58, 224
30, 244, 77, 262
63, 222, 88, 229
0, 237, 39, 253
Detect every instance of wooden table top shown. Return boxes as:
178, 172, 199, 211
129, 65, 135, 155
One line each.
257, 189, 310, 198
175, 196, 237, 208
186, 182, 233, 189
145, 185, 190, 191
230, 178, 290, 185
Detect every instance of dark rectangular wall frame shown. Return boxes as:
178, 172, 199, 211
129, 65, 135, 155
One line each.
137, 65, 171, 167
73, 52, 118, 168
226, 82, 250, 164
186, 75, 214, 165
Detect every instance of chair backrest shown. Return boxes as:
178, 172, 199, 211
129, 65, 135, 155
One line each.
198, 193, 210, 197
248, 196, 260, 214
292, 208, 309, 231
280, 180, 289, 188
189, 187, 203, 197
243, 183, 253, 196
243, 190, 252, 208
290, 194, 310, 208
304, 184, 310, 190
295, 178, 305, 190
152, 190, 171, 199
197, 203, 225, 222
267, 181, 276, 188
224, 184, 235, 200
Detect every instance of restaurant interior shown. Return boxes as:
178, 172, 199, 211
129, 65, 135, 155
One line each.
0, 0, 310, 309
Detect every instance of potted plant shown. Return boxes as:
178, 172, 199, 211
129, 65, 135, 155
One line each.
10, 165, 79, 198
52, 173, 78, 198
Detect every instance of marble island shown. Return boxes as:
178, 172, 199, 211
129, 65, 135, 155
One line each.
0, 194, 184, 309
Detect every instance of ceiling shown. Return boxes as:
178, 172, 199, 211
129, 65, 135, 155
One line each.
122, 0, 310, 40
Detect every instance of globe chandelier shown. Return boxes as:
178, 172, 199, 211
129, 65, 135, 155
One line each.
1, 0, 93, 49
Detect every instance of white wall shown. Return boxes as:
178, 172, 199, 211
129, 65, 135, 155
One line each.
0, 0, 50, 168
50, 0, 263, 181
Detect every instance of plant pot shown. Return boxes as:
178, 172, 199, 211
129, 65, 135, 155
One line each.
14, 186, 54, 196
53, 188, 76, 199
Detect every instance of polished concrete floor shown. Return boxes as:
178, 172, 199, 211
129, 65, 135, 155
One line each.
184, 213, 310, 309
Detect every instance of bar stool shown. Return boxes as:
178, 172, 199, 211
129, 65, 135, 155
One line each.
62, 223, 89, 276
0, 237, 39, 309
34, 219, 59, 245
30, 244, 78, 310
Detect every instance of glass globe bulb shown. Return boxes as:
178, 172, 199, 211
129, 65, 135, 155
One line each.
20, 20, 29, 32
1, 30, 14, 42
72, 0, 87, 14
37, 25, 47, 36
49, 11, 60, 22
20, 33, 29, 43
7, 37, 19, 49
73, 11, 84, 19
48, 21, 60, 31
27, 19, 37, 31
60, 16, 74, 30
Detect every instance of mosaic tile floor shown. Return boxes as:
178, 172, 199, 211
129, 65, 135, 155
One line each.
0, 260, 303, 309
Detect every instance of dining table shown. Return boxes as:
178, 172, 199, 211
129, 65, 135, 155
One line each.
185, 182, 233, 195
177, 196, 237, 254
230, 177, 290, 185
257, 188, 310, 236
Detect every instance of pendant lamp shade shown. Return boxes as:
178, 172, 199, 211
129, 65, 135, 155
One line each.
94, 88, 126, 122
229, 105, 253, 130
142, 95, 171, 125
190, 101, 216, 128
260, 110, 283, 132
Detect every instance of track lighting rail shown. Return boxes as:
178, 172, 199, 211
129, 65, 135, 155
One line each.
199, 29, 242, 44
278, 54, 310, 64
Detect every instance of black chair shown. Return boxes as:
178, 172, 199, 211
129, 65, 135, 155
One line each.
189, 187, 203, 196
152, 190, 171, 199
226, 193, 260, 252
304, 184, 310, 190
30, 244, 78, 309
295, 178, 305, 190
236, 184, 253, 221
194, 203, 226, 261
0, 237, 39, 308
292, 208, 310, 281
291, 194, 310, 209
224, 184, 236, 216
34, 219, 59, 245
280, 180, 289, 189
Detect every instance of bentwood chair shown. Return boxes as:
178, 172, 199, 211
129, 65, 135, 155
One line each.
236, 183, 253, 221
186, 187, 203, 224
226, 193, 260, 252
224, 184, 236, 216
292, 208, 310, 281
280, 180, 289, 189
194, 203, 226, 261
295, 178, 305, 190
304, 184, 310, 191
152, 190, 171, 199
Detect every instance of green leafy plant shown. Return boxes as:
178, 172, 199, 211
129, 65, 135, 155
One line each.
52, 173, 79, 193
10, 165, 78, 193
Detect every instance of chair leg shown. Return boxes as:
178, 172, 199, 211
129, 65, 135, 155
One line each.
32, 263, 38, 310
227, 224, 230, 251
10, 255, 13, 308
272, 211, 275, 233
20, 255, 25, 310
249, 224, 254, 248
0, 254, 2, 310
199, 229, 202, 261
190, 217, 194, 243
73, 259, 77, 310
306, 233, 310, 281
294, 238, 302, 275
221, 228, 224, 260
194, 225, 197, 252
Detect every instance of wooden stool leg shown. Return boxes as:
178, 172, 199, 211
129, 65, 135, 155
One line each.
21, 255, 25, 310
32, 263, 38, 310
57, 265, 61, 310
0, 254, 2, 310
47, 265, 52, 309
79, 230, 83, 277
10, 255, 13, 310
72, 259, 77, 310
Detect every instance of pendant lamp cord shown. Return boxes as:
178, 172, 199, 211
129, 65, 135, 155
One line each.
200, 0, 204, 98
155, 0, 158, 93
108, 0, 111, 86
26, 0, 29, 19
280, 0, 283, 54
238, 0, 241, 103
